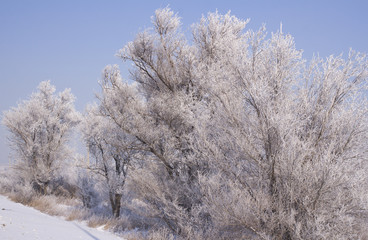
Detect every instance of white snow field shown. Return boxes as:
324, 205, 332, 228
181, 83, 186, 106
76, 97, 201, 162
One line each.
0, 195, 122, 240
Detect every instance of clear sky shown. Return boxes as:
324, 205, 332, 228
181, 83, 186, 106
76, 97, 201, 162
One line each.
1, 0, 368, 165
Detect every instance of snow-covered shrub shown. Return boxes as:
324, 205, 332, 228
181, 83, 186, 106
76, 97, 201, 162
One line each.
0, 167, 16, 195
6, 173, 36, 204
76, 169, 100, 209
48, 175, 78, 198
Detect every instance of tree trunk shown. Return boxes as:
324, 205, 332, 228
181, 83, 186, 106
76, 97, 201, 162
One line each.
109, 193, 122, 218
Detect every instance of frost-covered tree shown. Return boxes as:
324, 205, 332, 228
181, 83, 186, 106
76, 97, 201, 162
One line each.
3, 81, 79, 194
98, 8, 368, 239
81, 80, 140, 217
98, 9, 206, 234
192, 14, 368, 239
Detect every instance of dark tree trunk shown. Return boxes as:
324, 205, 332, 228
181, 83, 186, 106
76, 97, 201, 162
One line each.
109, 192, 122, 218
33, 180, 49, 195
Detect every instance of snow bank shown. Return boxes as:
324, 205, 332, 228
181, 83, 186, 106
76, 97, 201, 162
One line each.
0, 195, 122, 240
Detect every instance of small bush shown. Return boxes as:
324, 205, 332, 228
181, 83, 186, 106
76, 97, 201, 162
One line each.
65, 207, 91, 221
76, 169, 100, 209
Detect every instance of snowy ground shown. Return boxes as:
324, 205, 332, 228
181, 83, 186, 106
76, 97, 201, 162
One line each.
0, 195, 122, 240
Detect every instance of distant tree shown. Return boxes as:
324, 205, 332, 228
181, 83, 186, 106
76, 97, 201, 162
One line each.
97, 7, 368, 239
3, 81, 79, 194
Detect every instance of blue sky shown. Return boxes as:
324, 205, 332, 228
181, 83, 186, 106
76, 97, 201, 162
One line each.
1, 0, 368, 165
